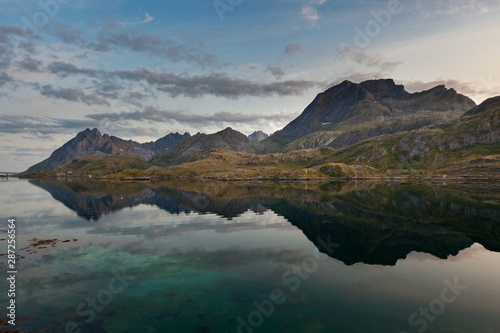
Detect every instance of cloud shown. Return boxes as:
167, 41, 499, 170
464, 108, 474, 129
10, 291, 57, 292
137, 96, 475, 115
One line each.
401, 78, 488, 97
47, 61, 98, 77
301, 6, 320, 23
40, 85, 111, 106
337, 44, 402, 71
0, 114, 162, 141
43, 25, 217, 68
51, 25, 87, 46
0, 26, 33, 70
0, 26, 40, 42
16, 57, 43, 72
0, 26, 42, 72
265, 65, 285, 79
0, 145, 56, 160
301, 0, 326, 25
46, 62, 317, 99
0, 72, 13, 86
284, 42, 303, 56
413, 0, 500, 17
0, 114, 98, 135
119, 12, 155, 26
17, 40, 37, 54
83, 106, 300, 135
87, 106, 299, 126
95, 31, 218, 67
139, 13, 154, 24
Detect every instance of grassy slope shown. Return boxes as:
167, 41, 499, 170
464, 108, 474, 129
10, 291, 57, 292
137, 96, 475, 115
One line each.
145, 148, 374, 179
310, 103, 500, 176
23, 152, 153, 178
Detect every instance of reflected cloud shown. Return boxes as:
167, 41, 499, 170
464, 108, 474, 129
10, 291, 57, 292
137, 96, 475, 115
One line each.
27, 179, 500, 266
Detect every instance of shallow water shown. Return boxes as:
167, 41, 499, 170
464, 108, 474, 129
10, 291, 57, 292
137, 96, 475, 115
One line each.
1, 179, 499, 333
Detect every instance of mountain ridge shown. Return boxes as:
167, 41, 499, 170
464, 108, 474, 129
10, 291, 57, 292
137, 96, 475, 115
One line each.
263, 79, 476, 151
150, 127, 266, 166
23, 78, 499, 178
25, 128, 190, 173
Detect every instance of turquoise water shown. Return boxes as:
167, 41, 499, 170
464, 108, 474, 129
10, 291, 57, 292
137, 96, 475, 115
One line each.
0, 179, 499, 332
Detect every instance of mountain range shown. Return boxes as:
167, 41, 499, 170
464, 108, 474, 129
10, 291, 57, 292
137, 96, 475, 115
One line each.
26, 129, 190, 173
150, 127, 265, 166
23, 79, 500, 178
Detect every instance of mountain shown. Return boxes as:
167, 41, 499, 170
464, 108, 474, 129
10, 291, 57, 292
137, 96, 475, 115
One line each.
23, 78, 499, 179
141, 131, 192, 155
150, 127, 266, 166
314, 95, 500, 174
25, 128, 190, 173
248, 130, 269, 142
264, 79, 476, 151
146, 95, 500, 178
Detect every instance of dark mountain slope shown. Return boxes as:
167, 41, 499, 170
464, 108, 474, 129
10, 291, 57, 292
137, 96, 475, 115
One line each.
25, 128, 190, 173
264, 79, 475, 151
151, 127, 266, 166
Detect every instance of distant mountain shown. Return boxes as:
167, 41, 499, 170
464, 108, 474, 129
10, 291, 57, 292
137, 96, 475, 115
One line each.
264, 79, 476, 151
25, 128, 190, 173
141, 131, 192, 155
248, 131, 269, 142
151, 127, 265, 166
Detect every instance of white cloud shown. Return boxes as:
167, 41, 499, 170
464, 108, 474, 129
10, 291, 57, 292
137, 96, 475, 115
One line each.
414, 0, 500, 17
301, 6, 320, 23
141, 13, 155, 24
310, 0, 327, 4
122, 12, 155, 26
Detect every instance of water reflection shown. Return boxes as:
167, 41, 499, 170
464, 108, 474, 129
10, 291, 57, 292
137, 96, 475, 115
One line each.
30, 179, 500, 266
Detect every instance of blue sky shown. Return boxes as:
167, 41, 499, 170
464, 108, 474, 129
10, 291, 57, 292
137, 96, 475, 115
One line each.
1, 0, 500, 171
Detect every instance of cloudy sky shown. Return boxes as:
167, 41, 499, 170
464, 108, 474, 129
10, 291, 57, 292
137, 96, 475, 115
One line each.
0, 0, 499, 171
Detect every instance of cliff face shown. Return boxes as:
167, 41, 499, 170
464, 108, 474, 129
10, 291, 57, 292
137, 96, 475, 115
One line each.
25, 128, 190, 172
265, 79, 476, 151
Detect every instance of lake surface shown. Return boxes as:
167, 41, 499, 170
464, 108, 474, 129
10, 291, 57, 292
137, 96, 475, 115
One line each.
1, 179, 499, 333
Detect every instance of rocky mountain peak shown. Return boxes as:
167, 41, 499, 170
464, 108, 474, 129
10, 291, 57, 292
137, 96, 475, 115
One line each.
25, 129, 190, 173
360, 78, 409, 101
265, 78, 477, 148
249, 131, 269, 142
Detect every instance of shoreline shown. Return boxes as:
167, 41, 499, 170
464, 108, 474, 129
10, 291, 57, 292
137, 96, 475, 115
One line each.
14, 174, 500, 183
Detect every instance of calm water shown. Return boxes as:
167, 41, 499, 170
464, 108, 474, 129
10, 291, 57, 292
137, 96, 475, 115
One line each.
0, 179, 499, 333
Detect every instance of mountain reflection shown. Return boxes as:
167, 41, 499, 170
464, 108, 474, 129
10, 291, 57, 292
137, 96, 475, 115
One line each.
30, 179, 500, 266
